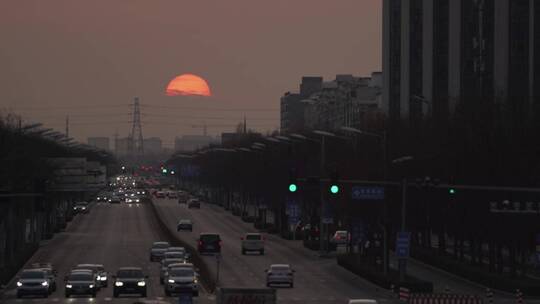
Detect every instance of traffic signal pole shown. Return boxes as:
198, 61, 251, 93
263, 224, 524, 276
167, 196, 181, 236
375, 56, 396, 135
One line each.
319, 135, 326, 257
399, 177, 407, 282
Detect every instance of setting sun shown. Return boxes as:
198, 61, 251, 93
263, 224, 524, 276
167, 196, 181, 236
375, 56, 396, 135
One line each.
165, 74, 211, 97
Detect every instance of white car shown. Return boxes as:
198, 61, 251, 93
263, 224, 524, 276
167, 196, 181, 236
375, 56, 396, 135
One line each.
265, 264, 295, 288
241, 233, 265, 255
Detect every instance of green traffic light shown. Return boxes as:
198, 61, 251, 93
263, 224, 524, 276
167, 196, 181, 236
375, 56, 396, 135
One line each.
330, 185, 339, 194
449, 188, 456, 194
288, 184, 297, 193
162, 168, 168, 174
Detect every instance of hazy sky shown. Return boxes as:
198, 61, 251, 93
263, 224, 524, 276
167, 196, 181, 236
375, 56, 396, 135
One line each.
0, 0, 381, 147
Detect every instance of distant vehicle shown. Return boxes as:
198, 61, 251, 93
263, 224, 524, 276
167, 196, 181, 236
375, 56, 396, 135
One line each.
331, 230, 349, 245
167, 191, 178, 199
187, 198, 201, 209
178, 191, 189, 204
70, 267, 101, 290
108, 196, 122, 204
113, 267, 148, 298
125, 195, 141, 203
150, 241, 170, 261
73, 202, 89, 214
265, 264, 295, 288
198, 233, 222, 254
177, 219, 193, 232
163, 251, 187, 261
159, 258, 186, 284
164, 266, 199, 297
349, 300, 378, 304
241, 233, 265, 255
216, 288, 276, 304
16, 269, 50, 298
74, 264, 108, 287
155, 191, 165, 199
64, 270, 97, 298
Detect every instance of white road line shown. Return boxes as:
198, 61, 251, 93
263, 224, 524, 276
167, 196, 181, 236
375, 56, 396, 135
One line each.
104, 297, 112, 301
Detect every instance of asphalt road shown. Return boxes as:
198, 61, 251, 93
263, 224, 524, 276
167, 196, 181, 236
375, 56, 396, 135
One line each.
153, 197, 398, 304
0, 201, 214, 304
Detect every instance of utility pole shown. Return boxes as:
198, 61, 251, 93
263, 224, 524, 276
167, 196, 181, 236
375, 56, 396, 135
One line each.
319, 135, 326, 256
65, 116, 69, 137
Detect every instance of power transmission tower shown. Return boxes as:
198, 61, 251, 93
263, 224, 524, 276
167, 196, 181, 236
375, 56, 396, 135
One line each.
130, 97, 144, 157
65, 116, 69, 137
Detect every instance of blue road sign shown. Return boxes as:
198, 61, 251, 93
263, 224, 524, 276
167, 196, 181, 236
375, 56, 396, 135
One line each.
351, 186, 385, 200
396, 232, 411, 259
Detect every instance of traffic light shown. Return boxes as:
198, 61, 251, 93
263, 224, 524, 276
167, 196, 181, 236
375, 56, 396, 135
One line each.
449, 188, 456, 195
329, 169, 339, 195
288, 168, 298, 193
162, 168, 168, 174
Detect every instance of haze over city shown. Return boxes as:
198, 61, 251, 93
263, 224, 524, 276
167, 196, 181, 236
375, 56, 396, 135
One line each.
0, 0, 381, 146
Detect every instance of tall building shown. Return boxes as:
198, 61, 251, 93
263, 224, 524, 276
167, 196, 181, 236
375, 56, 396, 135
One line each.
143, 137, 162, 154
87, 137, 110, 150
280, 77, 323, 133
383, 0, 540, 124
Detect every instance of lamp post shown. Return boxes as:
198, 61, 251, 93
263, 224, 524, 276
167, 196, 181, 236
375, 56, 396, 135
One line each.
341, 126, 389, 275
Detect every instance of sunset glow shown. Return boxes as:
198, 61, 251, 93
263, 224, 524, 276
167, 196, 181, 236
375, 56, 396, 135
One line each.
165, 74, 211, 97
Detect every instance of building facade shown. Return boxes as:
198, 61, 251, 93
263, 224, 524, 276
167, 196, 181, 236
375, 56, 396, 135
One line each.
174, 135, 214, 152
87, 137, 110, 151
143, 137, 162, 155
383, 0, 540, 124
280, 77, 323, 133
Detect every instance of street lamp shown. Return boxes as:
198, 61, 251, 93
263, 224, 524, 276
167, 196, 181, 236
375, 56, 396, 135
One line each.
340, 125, 389, 274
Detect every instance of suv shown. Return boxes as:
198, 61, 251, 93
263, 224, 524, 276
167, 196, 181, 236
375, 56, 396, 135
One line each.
164, 266, 199, 297
113, 267, 148, 298
197, 233, 222, 254
150, 241, 170, 261
241, 233, 265, 255
187, 198, 200, 209
65, 270, 98, 298
16, 269, 51, 298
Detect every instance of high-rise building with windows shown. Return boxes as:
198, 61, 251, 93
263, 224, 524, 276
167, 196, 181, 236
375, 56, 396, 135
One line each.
383, 0, 540, 124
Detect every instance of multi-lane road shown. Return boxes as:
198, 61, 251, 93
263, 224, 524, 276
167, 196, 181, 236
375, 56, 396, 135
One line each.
1, 195, 524, 304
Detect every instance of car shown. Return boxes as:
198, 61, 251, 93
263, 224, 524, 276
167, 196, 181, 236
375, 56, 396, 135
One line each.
177, 219, 193, 232
178, 191, 189, 204
159, 258, 186, 284
265, 264, 295, 288
70, 266, 101, 290
125, 196, 141, 203
167, 191, 178, 199
33, 268, 57, 292
155, 191, 165, 198
73, 202, 90, 214
74, 264, 108, 287
187, 198, 200, 209
150, 241, 170, 261
108, 196, 122, 204
349, 300, 378, 304
96, 193, 109, 202
241, 233, 265, 255
197, 233, 222, 254
64, 270, 98, 298
331, 230, 349, 245
164, 266, 199, 297
163, 251, 187, 261
16, 269, 50, 298
30, 262, 58, 276
113, 267, 148, 298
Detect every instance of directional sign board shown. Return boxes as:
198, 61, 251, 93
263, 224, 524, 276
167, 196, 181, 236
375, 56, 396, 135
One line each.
396, 232, 411, 259
351, 186, 385, 200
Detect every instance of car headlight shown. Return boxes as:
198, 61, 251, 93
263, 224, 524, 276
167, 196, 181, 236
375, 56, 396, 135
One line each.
89, 284, 95, 289
17, 282, 22, 287
41, 281, 49, 286
194, 277, 198, 283
137, 281, 146, 286
82, 207, 86, 210
96, 276, 101, 280
115, 281, 123, 286
66, 284, 72, 288
100, 276, 107, 281
168, 279, 175, 283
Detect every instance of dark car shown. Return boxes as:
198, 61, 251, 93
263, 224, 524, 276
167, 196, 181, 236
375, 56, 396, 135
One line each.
187, 199, 200, 209
108, 196, 122, 204
177, 219, 193, 232
73, 264, 108, 287
197, 233, 222, 254
65, 270, 98, 298
73, 202, 89, 214
113, 267, 148, 297
16, 269, 50, 298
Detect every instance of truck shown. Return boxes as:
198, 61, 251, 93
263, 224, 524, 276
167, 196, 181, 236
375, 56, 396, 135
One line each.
216, 288, 276, 304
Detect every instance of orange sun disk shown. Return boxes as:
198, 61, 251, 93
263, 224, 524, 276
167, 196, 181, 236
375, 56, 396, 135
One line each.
165, 74, 211, 97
